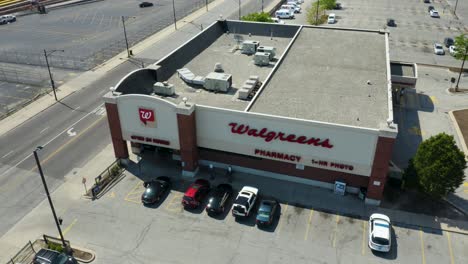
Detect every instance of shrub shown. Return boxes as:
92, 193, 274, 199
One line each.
241, 12, 273, 23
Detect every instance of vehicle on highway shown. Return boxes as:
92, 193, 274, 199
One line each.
444, 37, 454, 48
368, 213, 392, 252
0, 14, 16, 25
433, 43, 445, 55
33, 249, 78, 264
386, 18, 396, 27
275, 9, 294, 19
449, 45, 458, 56
334, 2, 342, 10
430, 9, 439, 18
271, 17, 285, 24
182, 179, 210, 208
232, 186, 258, 218
328, 13, 336, 24
206, 183, 233, 215
141, 176, 171, 205
139, 1, 154, 8
256, 199, 278, 226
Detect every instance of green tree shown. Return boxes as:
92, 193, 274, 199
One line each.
319, 0, 337, 10
409, 133, 466, 198
241, 12, 273, 23
453, 34, 468, 91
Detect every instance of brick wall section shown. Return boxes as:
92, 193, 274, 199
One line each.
105, 103, 129, 159
177, 112, 199, 172
366, 136, 395, 200
199, 149, 369, 187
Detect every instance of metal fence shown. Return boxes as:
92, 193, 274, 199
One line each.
0, 65, 48, 86
5, 241, 36, 264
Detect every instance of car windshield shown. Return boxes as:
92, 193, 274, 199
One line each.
372, 235, 390, 245
258, 210, 270, 217
183, 196, 193, 202
233, 205, 246, 213
236, 196, 249, 207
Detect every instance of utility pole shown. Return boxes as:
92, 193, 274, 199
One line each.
34, 147, 70, 255
455, 45, 467, 91
454, 0, 459, 16
206, 0, 208, 12
172, 0, 177, 30
262, 0, 264, 13
121, 16, 131, 57
44, 49, 64, 101
238, 0, 241, 20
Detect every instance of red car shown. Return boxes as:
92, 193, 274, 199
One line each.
182, 179, 210, 208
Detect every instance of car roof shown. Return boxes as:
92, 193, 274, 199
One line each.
185, 184, 202, 197
372, 220, 390, 239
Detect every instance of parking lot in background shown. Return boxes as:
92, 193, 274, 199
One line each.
278, 0, 466, 67
63, 172, 468, 264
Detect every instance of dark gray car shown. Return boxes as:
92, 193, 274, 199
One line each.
33, 249, 78, 264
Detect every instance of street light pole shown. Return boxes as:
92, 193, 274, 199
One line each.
121, 16, 131, 57
454, 0, 459, 15
206, 0, 208, 12
44, 49, 63, 102
262, 0, 264, 13
172, 0, 177, 30
315, 0, 320, 24
238, 0, 241, 20
33, 147, 69, 254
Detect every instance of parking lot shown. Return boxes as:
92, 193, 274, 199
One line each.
278, 0, 466, 67
56, 155, 468, 264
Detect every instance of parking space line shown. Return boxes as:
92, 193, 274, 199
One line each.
124, 181, 143, 204
332, 215, 340, 248
361, 221, 366, 255
419, 228, 426, 264
57, 218, 77, 239
446, 232, 455, 264
429, 96, 438, 105
276, 203, 288, 236
165, 193, 183, 212
304, 209, 314, 241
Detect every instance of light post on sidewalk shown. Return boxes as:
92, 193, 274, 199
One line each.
455, 45, 467, 91
238, 0, 241, 20
262, 0, 264, 13
172, 0, 177, 30
315, 0, 320, 24
43, 49, 64, 102
121, 16, 131, 57
33, 146, 70, 254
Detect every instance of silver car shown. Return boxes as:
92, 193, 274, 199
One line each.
433, 43, 445, 55
368, 213, 391, 252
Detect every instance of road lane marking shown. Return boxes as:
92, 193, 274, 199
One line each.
0, 103, 104, 180
332, 215, 340, 248
66, 128, 76, 137
61, 218, 77, 237
165, 193, 183, 212
463, 182, 468, 187
40, 127, 49, 134
1, 151, 13, 159
446, 232, 455, 264
276, 203, 288, 236
304, 209, 314, 241
420, 228, 426, 264
430, 96, 438, 105
361, 221, 367, 255
38, 116, 106, 166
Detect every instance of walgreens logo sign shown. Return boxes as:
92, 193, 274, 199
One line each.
139, 108, 155, 127
228, 123, 333, 149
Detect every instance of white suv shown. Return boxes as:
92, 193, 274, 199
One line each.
232, 186, 258, 217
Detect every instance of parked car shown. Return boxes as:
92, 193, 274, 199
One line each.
232, 186, 258, 218
433, 43, 445, 55
430, 9, 439, 18
427, 6, 434, 12
281, 4, 300, 14
286, 2, 302, 13
256, 199, 278, 226
271, 17, 285, 24
327, 13, 336, 24
182, 179, 210, 208
386, 18, 396, 27
368, 213, 392, 252
33, 249, 78, 264
275, 9, 294, 19
139, 1, 154, 8
449, 45, 457, 56
141, 176, 171, 205
424, 0, 430, 3
0, 14, 16, 25
206, 183, 233, 215
334, 3, 342, 10
444, 37, 454, 48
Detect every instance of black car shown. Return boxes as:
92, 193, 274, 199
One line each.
334, 3, 342, 10
139, 1, 154, 8
141, 176, 171, 205
424, 0, 430, 3
444, 37, 454, 48
206, 183, 232, 214
428, 6, 434, 12
386, 19, 396, 27
33, 249, 78, 264
256, 199, 278, 226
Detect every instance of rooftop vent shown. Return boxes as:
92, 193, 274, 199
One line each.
154, 81, 175, 96
242, 40, 260, 55
214, 63, 224, 73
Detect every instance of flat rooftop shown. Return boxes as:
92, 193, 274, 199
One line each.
162, 34, 292, 111
249, 27, 389, 128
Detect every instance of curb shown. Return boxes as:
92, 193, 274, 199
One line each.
444, 197, 468, 217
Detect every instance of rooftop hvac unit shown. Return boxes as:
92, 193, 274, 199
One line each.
204, 72, 232, 92
254, 52, 270, 66
153, 81, 175, 96
242, 40, 260, 55
257, 46, 276, 60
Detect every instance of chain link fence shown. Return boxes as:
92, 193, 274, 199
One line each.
5, 240, 36, 264
0, 64, 48, 86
